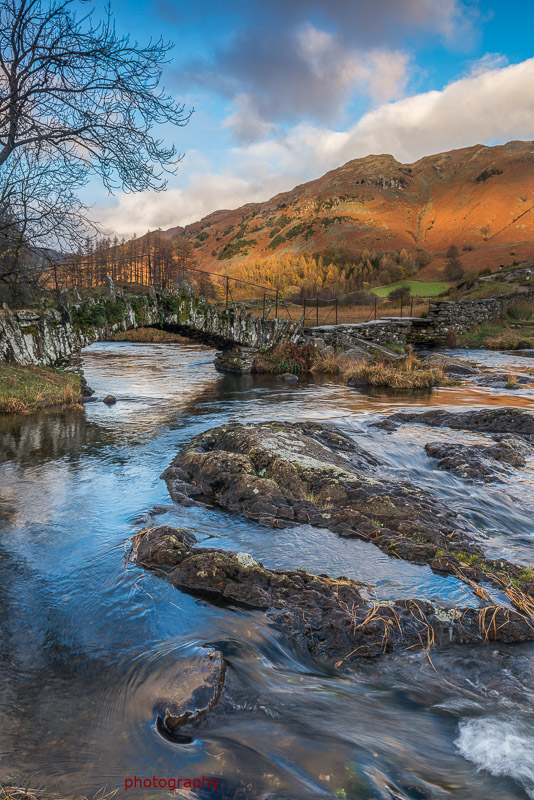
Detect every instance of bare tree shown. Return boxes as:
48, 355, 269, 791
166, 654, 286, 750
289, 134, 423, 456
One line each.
0, 0, 191, 298
0, 0, 190, 189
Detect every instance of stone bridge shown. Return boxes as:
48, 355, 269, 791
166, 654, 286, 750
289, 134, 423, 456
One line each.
0, 280, 302, 367
2, 277, 532, 369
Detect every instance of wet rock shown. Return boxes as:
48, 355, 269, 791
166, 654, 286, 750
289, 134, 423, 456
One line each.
159, 421, 533, 596
132, 527, 534, 666
214, 346, 258, 374
385, 408, 534, 435
280, 372, 298, 382
347, 374, 369, 388
150, 504, 173, 515
425, 436, 532, 481
421, 354, 480, 376
80, 376, 95, 397
151, 646, 226, 730
102, 394, 117, 405
472, 372, 531, 388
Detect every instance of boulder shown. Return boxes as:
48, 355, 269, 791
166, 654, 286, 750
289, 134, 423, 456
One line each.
103, 395, 117, 405
321, 345, 335, 357
421, 354, 480, 376
214, 346, 257, 374
347, 374, 369, 388
342, 347, 367, 362
473, 373, 532, 388
80, 376, 95, 397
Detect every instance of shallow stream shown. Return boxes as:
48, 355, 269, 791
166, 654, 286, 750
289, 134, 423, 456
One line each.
0, 342, 533, 800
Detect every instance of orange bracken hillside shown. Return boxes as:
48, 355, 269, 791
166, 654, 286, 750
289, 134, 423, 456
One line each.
164, 141, 534, 276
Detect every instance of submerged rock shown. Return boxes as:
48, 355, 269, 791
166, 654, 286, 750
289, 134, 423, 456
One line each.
103, 394, 117, 405
280, 372, 299, 382
132, 526, 534, 666
425, 436, 532, 481
383, 408, 534, 435
472, 373, 532, 388
151, 647, 225, 730
159, 421, 534, 597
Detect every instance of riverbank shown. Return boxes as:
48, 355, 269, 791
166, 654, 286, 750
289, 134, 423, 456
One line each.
0, 363, 81, 413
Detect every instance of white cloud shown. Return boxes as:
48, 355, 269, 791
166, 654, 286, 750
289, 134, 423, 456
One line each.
222, 94, 275, 144
98, 58, 534, 238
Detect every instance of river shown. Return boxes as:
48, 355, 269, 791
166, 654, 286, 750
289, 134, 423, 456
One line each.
0, 341, 533, 800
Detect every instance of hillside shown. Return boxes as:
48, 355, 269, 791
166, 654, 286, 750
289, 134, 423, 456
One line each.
165, 141, 534, 278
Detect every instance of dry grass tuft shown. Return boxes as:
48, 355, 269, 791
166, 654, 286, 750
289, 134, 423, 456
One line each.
312, 346, 447, 389
0, 363, 81, 414
0, 788, 118, 800
348, 361, 444, 389
106, 327, 191, 344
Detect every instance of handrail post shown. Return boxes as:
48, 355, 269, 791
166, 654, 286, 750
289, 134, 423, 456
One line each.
316, 296, 319, 327
335, 297, 338, 325
400, 295, 403, 318
225, 276, 229, 309
263, 292, 266, 318
374, 296, 377, 320
303, 297, 306, 325
275, 289, 279, 318
410, 296, 414, 316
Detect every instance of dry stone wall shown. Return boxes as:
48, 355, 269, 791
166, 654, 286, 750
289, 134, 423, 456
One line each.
409, 288, 534, 344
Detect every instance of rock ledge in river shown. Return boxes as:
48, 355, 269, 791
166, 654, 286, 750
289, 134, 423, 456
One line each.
160, 421, 534, 597
132, 526, 534, 667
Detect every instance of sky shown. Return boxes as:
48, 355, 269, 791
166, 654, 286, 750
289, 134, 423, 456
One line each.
91, 0, 534, 239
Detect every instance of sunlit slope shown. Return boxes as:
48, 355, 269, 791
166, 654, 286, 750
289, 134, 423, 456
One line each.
165, 141, 534, 274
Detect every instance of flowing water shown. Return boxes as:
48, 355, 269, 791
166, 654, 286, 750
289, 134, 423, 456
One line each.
1, 342, 533, 800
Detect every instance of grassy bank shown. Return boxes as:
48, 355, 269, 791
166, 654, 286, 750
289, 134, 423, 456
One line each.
0, 363, 81, 413
106, 327, 191, 344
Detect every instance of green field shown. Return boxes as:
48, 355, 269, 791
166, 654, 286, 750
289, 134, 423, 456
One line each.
371, 280, 450, 297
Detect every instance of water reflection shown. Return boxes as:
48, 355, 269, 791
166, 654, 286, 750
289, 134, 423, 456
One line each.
0, 341, 533, 800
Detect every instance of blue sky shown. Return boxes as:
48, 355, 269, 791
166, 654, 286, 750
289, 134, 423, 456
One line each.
92, 0, 534, 237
